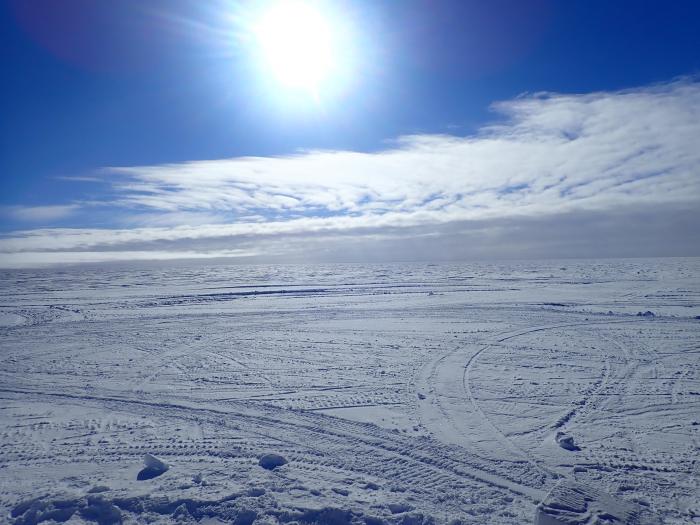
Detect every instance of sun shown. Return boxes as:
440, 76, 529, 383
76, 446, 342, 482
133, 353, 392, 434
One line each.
253, 1, 336, 92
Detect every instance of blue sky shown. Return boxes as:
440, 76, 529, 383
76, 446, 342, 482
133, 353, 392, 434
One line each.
1, 0, 700, 266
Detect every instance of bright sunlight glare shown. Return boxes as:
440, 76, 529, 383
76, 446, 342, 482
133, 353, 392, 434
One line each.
253, 1, 337, 92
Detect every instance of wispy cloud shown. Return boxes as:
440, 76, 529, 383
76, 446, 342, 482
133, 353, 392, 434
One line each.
1, 204, 79, 223
2, 78, 700, 266
53, 176, 107, 183
104, 78, 700, 219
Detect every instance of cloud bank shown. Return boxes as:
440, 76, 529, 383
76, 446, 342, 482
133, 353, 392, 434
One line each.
2, 79, 700, 267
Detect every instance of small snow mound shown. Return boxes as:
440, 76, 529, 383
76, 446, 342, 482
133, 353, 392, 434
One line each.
387, 502, 413, 514
298, 507, 352, 525
11, 498, 78, 524
247, 487, 266, 497
258, 453, 288, 470
143, 452, 168, 470
137, 453, 169, 480
81, 496, 122, 525
87, 485, 110, 494
397, 512, 426, 525
636, 310, 655, 317
555, 432, 579, 451
232, 507, 258, 525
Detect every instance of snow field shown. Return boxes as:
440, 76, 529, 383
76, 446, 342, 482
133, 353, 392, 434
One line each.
1, 259, 698, 523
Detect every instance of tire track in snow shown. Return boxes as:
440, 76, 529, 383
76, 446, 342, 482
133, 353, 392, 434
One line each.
0, 386, 546, 502
420, 319, 640, 482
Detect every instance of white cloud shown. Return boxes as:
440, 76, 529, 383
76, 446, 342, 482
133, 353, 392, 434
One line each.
1, 205, 79, 223
2, 78, 700, 266
104, 79, 700, 219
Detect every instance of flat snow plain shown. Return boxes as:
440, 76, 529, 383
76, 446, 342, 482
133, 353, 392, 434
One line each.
0, 259, 698, 524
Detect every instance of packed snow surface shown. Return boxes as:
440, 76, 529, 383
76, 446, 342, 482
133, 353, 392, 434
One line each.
0, 258, 699, 524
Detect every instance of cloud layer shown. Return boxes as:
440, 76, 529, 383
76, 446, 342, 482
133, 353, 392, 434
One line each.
2, 79, 700, 267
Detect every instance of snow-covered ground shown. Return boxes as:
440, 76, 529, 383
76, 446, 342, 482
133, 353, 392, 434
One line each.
1, 258, 698, 524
